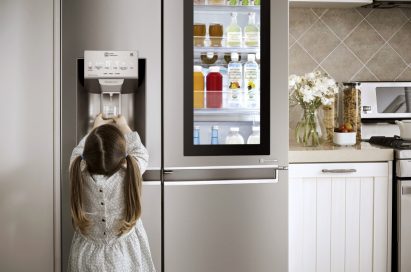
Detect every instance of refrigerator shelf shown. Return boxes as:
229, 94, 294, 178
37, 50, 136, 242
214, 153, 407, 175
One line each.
194, 46, 259, 54
194, 4, 260, 14
194, 108, 260, 122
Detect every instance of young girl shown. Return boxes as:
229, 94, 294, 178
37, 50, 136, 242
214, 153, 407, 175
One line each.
68, 114, 156, 272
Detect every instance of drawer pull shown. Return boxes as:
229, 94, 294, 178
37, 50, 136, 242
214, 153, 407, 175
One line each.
322, 169, 357, 174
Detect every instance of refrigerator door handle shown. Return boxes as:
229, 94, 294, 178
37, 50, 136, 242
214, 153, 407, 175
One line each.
163, 165, 288, 182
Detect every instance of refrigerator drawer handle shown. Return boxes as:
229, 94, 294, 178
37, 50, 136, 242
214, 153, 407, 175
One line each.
163, 170, 174, 174
402, 186, 411, 195
321, 169, 357, 174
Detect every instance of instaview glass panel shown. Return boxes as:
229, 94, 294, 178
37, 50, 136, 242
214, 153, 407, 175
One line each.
184, 0, 270, 156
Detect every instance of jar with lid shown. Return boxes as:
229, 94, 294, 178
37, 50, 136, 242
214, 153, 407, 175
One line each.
334, 82, 361, 145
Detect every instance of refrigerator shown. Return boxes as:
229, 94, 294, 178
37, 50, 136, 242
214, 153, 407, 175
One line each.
61, 0, 288, 271
163, 0, 289, 271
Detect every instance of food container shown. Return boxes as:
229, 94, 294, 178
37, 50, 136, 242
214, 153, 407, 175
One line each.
209, 23, 223, 47
193, 23, 206, 47
333, 132, 356, 146
334, 82, 361, 146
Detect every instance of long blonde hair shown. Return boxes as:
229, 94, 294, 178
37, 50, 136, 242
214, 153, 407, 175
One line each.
69, 124, 142, 235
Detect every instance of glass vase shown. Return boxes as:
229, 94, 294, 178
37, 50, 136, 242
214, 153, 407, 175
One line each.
295, 108, 323, 147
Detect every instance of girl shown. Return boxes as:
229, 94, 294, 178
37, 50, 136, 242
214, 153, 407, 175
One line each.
68, 114, 156, 272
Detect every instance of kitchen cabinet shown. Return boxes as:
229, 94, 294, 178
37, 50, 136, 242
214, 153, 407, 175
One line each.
289, 0, 372, 8
289, 162, 392, 272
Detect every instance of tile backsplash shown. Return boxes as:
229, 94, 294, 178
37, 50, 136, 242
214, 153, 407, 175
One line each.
289, 7, 411, 82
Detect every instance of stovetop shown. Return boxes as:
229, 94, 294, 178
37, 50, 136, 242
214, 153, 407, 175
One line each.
368, 136, 411, 159
368, 136, 411, 149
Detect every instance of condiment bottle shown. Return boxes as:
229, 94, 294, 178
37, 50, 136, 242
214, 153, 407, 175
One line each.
206, 66, 223, 108
193, 66, 205, 109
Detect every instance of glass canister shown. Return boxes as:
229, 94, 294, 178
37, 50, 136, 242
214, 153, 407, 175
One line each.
334, 82, 361, 144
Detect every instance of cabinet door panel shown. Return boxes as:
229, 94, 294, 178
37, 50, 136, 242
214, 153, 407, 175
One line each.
374, 177, 389, 272
345, 179, 360, 272
303, 179, 317, 272
316, 178, 332, 272
359, 178, 374, 272
289, 163, 391, 272
289, 178, 304, 272
331, 178, 346, 272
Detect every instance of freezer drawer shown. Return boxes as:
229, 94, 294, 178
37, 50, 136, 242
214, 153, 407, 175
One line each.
141, 182, 162, 272
164, 178, 288, 272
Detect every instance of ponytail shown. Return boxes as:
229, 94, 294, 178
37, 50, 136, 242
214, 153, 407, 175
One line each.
69, 156, 90, 234
118, 155, 142, 235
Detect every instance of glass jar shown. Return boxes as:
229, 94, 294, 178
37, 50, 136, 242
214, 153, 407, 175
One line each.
334, 82, 361, 145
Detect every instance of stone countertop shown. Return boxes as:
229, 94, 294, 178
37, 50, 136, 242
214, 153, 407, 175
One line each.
289, 142, 394, 163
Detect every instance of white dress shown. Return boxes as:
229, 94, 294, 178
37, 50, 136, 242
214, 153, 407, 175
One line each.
68, 131, 156, 272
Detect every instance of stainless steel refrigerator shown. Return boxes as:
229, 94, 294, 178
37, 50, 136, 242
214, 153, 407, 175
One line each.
162, 0, 289, 271
61, 0, 288, 271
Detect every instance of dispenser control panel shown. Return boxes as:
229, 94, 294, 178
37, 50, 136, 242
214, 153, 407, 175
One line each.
84, 50, 138, 79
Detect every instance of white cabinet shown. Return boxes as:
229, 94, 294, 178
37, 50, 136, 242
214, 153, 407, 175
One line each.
289, 162, 392, 272
289, 0, 372, 8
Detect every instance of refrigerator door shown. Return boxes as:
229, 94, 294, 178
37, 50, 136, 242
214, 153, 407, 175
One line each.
164, 172, 288, 272
141, 180, 162, 271
61, 0, 162, 270
164, 0, 289, 169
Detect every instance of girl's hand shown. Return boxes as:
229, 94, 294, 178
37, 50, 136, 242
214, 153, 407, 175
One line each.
93, 113, 114, 129
114, 115, 132, 135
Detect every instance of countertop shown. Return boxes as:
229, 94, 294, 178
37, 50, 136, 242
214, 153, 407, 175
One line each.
289, 142, 394, 163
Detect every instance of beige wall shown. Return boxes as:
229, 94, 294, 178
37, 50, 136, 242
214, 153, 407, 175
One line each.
289, 7, 411, 142
289, 7, 411, 82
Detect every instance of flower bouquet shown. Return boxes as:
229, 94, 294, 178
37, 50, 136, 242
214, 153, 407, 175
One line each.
289, 71, 339, 146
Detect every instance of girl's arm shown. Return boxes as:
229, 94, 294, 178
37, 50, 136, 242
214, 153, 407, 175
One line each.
70, 135, 87, 167
125, 131, 149, 174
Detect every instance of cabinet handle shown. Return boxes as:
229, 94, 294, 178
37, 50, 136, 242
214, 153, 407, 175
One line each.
321, 169, 357, 174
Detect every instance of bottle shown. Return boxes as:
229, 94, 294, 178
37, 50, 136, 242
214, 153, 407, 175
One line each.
244, 54, 259, 108
228, 0, 239, 5
247, 126, 260, 144
227, 52, 243, 108
225, 127, 245, 144
193, 66, 205, 109
227, 12, 242, 47
211, 125, 219, 144
244, 12, 260, 47
194, 126, 201, 145
206, 66, 223, 108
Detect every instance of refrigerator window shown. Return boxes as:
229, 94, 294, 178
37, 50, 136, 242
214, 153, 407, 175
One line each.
184, 0, 270, 156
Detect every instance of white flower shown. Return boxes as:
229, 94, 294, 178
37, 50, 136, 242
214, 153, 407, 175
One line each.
289, 70, 339, 107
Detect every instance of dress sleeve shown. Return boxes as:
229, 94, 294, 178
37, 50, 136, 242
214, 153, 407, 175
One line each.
125, 131, 149, 174
70, 135, 88, 167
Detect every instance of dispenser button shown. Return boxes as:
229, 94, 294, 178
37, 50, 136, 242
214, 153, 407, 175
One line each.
105, 60, 110, 69
87, 62, 93, 69
119, 62, 127, 70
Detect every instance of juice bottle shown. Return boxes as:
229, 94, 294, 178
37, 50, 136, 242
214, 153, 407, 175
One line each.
206, 66, 223, 108
227, 12, 242, 47
244, 12, 260, 47
227, 52, 243, 108
244, 54, 259, 108
193, 66, 205, 109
